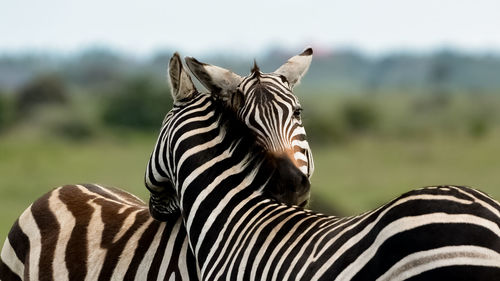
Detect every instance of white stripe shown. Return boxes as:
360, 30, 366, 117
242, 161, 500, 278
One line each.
156, 219, 182, 281
291, 126, 306, 137
377, 245, 500, 281
294, 151, 308, 162
50, 188, 73, 281
1, 238, 24, 278
95, 184, 145, 206
84, 191, 106, 281
135, 222, 166, 278
291, 139, 309, 149
177, 236, 191, 281
18, 205, 41, 281
111, 217, 154, 280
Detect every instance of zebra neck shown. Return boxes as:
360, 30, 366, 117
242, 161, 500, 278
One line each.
176, 124, 274, 224
170, 96, 273, 214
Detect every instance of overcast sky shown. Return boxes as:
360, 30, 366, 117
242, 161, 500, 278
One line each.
1, 0, 500, 56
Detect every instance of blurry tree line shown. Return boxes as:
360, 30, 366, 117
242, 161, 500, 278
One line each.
1, 47, 500, 144
0, 72, 172, 141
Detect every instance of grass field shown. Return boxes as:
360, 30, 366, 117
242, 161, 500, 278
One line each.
1, 130, 500, 242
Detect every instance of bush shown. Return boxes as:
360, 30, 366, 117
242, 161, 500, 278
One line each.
467, 116, 490, 138
19, 105, 96, 142
0, 93, 8, 132
16, 74, 68, 115
304, 114, 348, 145
341, 101, 379, 133
101, 76, 173, 131
49, 117, 94, 141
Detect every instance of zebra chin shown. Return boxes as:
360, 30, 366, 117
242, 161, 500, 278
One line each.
264, 153, 311, 208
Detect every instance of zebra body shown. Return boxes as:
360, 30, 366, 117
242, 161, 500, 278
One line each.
0, 184, 197, 281
146, 52, 500, 280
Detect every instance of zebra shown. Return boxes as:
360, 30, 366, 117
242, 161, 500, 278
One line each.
0, 50, 315, 280
145, 53, 500, 279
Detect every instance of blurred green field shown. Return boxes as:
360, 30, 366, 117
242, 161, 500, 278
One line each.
2, 130, 500, 242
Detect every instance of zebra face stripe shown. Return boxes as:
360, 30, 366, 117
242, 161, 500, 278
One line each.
237, 73, 314, 178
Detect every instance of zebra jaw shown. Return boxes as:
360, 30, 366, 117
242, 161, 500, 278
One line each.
264, 153, 311, 208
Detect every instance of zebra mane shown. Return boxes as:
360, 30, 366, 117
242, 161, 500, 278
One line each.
251, 60, 260, 76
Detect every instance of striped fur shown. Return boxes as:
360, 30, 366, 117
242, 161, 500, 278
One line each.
0, 184, 197, 281
149, 83, 500, 279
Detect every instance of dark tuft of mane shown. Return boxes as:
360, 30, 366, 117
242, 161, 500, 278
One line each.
251, 59, 260, 77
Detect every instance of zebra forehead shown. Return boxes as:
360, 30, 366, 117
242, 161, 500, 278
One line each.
241, 77, 296, 105
241, 73, 282, 90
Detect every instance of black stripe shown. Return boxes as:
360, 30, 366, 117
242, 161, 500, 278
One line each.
59, 186, 93, 281
31, 191, 60, 281
146, 220, 175, 281
123, 220, 161, 281
0, 258, 22, 281
96, 204, 147, 281
7, 219, 29, 268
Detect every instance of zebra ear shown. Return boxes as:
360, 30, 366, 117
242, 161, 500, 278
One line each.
168, 52, 196, 102
185, 57, 243, 98
274, 47, 313, 88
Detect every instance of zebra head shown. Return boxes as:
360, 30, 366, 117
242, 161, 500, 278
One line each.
185, 48, 314, 179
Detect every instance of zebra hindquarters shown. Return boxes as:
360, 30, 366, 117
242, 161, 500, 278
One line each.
1, 186, 77, 281
0, 184, 157, 281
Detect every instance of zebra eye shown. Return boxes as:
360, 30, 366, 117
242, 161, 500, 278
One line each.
293, 108, 302, 120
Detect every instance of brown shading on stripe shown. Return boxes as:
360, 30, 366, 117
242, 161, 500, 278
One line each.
31, 191, 60, 281
123, 220, 161, 281
82, 184, 145, 206
82, 184, 122, 202
7, 219, 30, 269
0, 258, 22, 281
59, 185, 96, 281
96, 202, 150, 281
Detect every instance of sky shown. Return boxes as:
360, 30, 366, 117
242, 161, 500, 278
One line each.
1, 0, 500, 56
